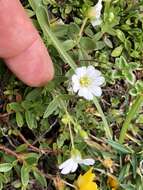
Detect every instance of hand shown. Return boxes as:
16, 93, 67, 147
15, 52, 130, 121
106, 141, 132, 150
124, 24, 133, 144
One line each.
0, 0, 54, 87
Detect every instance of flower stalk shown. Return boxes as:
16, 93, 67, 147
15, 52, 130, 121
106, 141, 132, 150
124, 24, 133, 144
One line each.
68, 123, 75, 149
93, 97, 112, 140
119, 94, 143, 144
77, 18, 88, 44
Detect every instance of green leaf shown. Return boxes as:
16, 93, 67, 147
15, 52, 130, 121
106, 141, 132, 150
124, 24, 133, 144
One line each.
68, 23, 80, 37
43, 97, 58, 118
63, 40, 76, 51
16, 112, 24, 127
16, 144, 28, 153
52, 25, 68, 38
95, 41, 105, 50
21, 100, 32, 110
116, 56, 128, 69
116, 29, 126, 42
104, 36, 113, 48
0, 163, 13, 172
92, 32, 103, 41
0, 182, 3, 190
7, 102, 23, 112
33, 169, 47, 187
21, 164, 30, 187
25, 111, 37, 129
28, 0, 43, 11
80, 37, 96, 51
124, 71, 136, 85
0, 173, 7, 183
107, 140, 133, 154
25, 89, 41, 101
111, 45, 123, 57
24, 153, 40, 165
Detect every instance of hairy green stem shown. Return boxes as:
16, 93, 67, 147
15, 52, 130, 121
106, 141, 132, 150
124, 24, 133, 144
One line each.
77, 18, 88, 44
68, 123, 75, 149
93, 97, 112, 140
119, 95, 143, 144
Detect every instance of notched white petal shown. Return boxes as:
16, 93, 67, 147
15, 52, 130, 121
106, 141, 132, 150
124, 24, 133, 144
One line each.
71, 162, 78, 173
80, 158, 95, 166
94, 76, 105, 86
60, 159, 75, 175
86, 67, 101, 78
90, 86, 102, 97
59, 158, 72, 169
75, 67, 86, 77
72, 83, 80, 93
78, 88, 93, 100
72, 75, 79, 83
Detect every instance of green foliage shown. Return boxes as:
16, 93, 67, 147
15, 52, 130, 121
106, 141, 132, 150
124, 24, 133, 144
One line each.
0, 0, 143, 189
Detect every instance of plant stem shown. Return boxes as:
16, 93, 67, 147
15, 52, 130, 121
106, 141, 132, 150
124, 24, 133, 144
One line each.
68, 123, 75, 149
77, 18, 88, 44
119, 94, 143, 144
93, 97, 112, 140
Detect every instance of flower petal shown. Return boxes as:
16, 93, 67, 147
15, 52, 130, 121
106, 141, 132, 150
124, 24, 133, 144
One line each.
71, 162, 78, 173
78, 88, 93, 100
72, 74, 79, 83
91, 18, 102, 27
75, 67, 86, 77
86, 66, 101, 78
71, 75, 80, 92
72, 82, 80, 93
89, 86, 102, 97
60, 159, 75, 174
59, 158, 72, 170
94, 0, 102, 17
93, 76, 105, 86
80, 158, 95, 166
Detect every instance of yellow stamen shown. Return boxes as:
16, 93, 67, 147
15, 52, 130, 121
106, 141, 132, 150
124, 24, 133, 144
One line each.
80, 76, 91, 87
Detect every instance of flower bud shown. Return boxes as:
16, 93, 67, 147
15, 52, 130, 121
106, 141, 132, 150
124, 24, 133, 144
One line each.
80, 130, 89, 139
61, 114, 71, 125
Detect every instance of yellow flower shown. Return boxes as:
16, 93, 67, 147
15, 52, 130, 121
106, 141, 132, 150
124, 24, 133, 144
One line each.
107, 175, 119, 190
76, 167, 99, 190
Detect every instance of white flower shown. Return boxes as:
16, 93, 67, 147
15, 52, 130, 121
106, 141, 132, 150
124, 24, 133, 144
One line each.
71, 66, 105, 100
88, 0, 102, 27
59, 149, 95, 175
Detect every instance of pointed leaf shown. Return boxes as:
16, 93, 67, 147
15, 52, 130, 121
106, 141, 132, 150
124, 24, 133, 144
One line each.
43, 98, 58, 118
0, 163, 13, 172
33, 170, 47, 187
21, 164, 30, 187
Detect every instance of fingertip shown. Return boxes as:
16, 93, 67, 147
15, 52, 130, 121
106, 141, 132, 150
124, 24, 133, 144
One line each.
5, 38, 54, 87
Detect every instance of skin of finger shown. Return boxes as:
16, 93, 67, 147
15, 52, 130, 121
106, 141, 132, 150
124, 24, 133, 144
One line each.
5, 38, 54, 87
0, 0, 39, 58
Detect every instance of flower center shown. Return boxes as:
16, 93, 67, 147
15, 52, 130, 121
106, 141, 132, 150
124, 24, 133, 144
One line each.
80, 76, 91, 87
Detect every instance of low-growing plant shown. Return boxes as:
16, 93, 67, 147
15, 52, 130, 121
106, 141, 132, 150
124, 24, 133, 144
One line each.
0, 0, 143, 189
